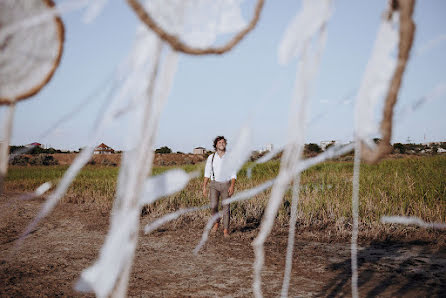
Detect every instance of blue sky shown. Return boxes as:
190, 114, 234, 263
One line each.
7, 0, 446, 152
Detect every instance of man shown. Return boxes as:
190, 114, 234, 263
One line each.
202, 136, 236, 238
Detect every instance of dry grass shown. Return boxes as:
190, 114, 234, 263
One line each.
4, 155, 445, 238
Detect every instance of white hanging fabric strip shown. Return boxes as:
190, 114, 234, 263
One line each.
252, 1, 332, 297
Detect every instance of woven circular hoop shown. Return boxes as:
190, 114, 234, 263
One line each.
0, 0, 64, 105
127, 0, 264, 55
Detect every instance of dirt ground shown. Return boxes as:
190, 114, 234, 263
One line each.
1, 194, 445, 297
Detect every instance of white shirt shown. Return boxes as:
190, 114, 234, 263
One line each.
204, 152, 237, 182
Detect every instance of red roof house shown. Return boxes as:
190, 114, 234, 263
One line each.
94, 143, 115, 154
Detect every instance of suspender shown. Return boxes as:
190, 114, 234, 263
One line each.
211, 153, 215, 181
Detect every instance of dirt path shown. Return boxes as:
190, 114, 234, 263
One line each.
1, 196, 445, 297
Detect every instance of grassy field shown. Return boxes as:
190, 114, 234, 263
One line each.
4, 155, 445, 235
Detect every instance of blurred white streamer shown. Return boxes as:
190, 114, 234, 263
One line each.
193, 212, 222, 255
76, 32, 180, 296
281, 174, 300, 297
278, 0, 332, 65
83, 0, 109, 23
351, 6, 400, 298
394, 81, 446, 124
223, 179, 275, 205
18, 39, 153, 242
34, 182, 52, 196
0, 104, 15, 192
0, 182, 52, 224
221, 125, 253, 180
76, 40, 160, 295
75, 208, 140, 297
354, 13, 399, 144
247, 139, 353, 179
144, 205, 209, 234
225, 143, 354, 206
252, 1, 332, 296
247, 146, 283, 178
381, 216, 446, 229
416, 34, 446, 57
254, 147, 283, 164
140, 169, 199, 205
350, 141, 361, 298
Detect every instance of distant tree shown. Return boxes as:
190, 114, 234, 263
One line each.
431, 144, 438, 154
204, 150, 213, 158
250, 150, 266, 162
393, 143, 405, 154
9, 145, 25, 154
9, 155, 30, 166
155, 146, 172, 154
373, 138, 382, 144
29, 154, 58, 166
305, 143, 322, 154
30, 146, 45, 154
10, 144, 66, 154
47, 147, 57, 154
176, 151, 184, 154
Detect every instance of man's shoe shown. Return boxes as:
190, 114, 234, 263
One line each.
223, 229, 230, 238
211, 223, 219, 234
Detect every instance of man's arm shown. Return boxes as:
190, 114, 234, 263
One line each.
228, 178, 236, 197
203, 155, 212, 197
203, 177, 209, 197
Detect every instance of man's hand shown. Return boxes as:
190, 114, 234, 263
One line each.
202, 177, 209, 197
228, 178, 236, 197
228, 184, 234, 197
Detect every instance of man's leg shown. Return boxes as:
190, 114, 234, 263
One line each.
209, 182, 220, 232
220, 182, 231, 236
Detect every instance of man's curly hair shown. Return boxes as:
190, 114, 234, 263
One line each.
213, 136, 227, 150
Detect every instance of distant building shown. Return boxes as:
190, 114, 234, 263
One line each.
94, 143, 115, 154
320, 140, 336, 150
429, 142, 442, 146
26, 142, 42, 148
193, 147, 206, 155
260, 144, 273, 153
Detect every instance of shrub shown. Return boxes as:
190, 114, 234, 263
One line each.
9, 155, 30, 166
304, 143, 322, 154
393, 143, 405, 154
250, 150, 266, 162
101, 159, 117, 166
155, 146, 172, 154
29, 154, 59, 166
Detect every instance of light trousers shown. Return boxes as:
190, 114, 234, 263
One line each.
209, 180, 231, 229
